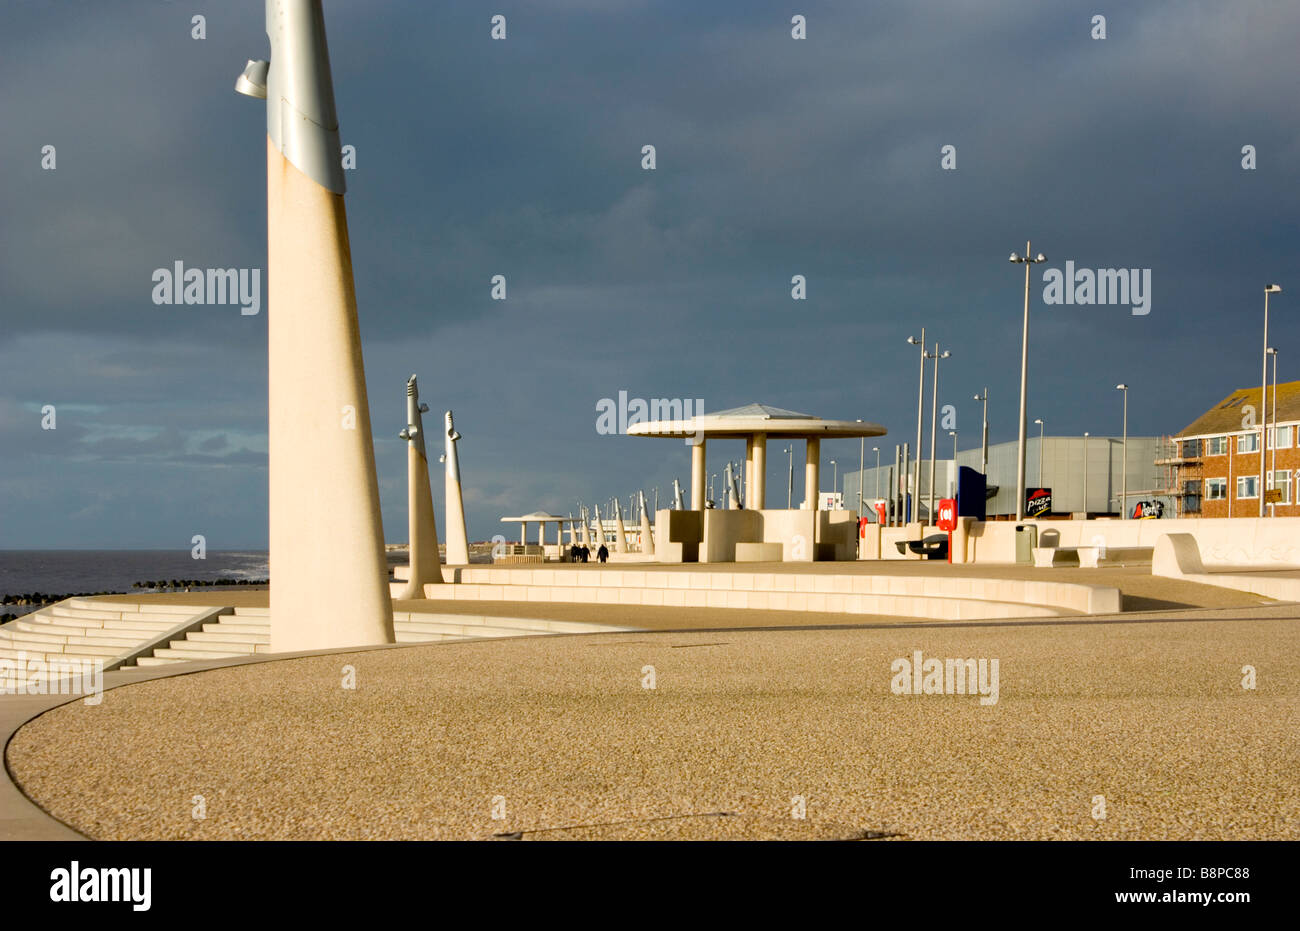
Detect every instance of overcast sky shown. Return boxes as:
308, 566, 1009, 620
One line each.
2, 0, 1298, 548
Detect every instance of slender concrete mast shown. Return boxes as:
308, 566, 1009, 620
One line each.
237, 1, 394, 651
397, 376, 443, 598
443, 411, 470, 565
638, 489, 655, 556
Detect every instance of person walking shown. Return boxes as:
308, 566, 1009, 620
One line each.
580, 545, 590, 563
597, 543, 609, 564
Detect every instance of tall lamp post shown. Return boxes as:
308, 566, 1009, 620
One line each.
927, 344, 951, 522
907, 330, 928, 524
1034, 418, 1045, 487
1268, 346, 1279, 515
973, 387, 989, 475
1260, 285, 1282, 516
1082, 432, 1090, 516
873, 447, 881, 500
1116, 384, 1129, 518
830, 460, 838, 504
857, 421, 866, 516
948, 430, 958, 496
1010, 244, 1048, 520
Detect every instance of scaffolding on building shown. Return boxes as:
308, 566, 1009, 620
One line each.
1152, 434, 1201, 517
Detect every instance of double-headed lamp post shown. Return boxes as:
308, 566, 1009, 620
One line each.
1260, 285, 1283, 517
927, 344, 951, 522
1268, 346, 1279, 515
1034, 418, 1045, 487
907, 330, 928, 522
973, 387, 989, 475
1010, 245, 1048, 520
1082, 432, 1090, 516
948, 430, 958, 496
1116, 384, 1129, 518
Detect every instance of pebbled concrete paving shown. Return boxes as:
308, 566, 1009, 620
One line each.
9, 606, 1298, 840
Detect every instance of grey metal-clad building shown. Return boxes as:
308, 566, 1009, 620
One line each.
842, 436, 1165, 519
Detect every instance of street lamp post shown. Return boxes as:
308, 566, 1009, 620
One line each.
873, 447, 881, 501
1269, 346, 1279, 515
1260, 285, 1283, 516
856, 421, 865, 517
1116, 384, 1129, 518
973, 387, 989, 475
1010, 244, 1048, 520
830, 460, 838, 504
1034, 418, 1045, 487
907, 330, 927, 525
948, 430, 958, 496
927, 343, 951, 522
1082, 432, 1090, 516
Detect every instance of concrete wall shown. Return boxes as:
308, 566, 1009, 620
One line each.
969, 516, 1300, 566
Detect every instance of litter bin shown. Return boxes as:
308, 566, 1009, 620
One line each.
1014, 524, 1037, 564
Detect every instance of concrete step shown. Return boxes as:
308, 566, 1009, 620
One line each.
150, 647, 244, 661
50, 606, 193, 624
203, 621, 268, 634
188, 629, 270, 645
232, 606, 270, 618
131, 656, 190, 667
0, 636, 122, 657
0, 627, 70, 645
393, 631, 468, 643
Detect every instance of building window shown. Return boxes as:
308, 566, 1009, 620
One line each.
1274, 425, 1293, 449
1206, 436, 1227, 455
1271, 470, 1292, 504
1237, 433, 1260, 454
1181, 438, 1201, 458
1206, 478, 1227, 500
1237, 475, 1259, 499
1183, 480, 1201, 513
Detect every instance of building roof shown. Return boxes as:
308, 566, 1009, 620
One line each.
1176, 380, 1300, 437
627, 401, 886, 439
500, 512, 568, 522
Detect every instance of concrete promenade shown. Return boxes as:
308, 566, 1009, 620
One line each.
4, 577, 1296, 839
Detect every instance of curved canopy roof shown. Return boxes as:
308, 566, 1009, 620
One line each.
500, 512, 570, 522
626, 402, 886, 440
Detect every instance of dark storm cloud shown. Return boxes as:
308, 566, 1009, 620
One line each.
1, 0, 1298, 545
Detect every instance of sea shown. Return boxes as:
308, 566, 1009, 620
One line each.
0, 549, 269, 606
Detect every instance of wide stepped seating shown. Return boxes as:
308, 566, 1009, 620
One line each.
1, 598, 634, 676
424, 567, 1121, 619
0, 599, 221, 677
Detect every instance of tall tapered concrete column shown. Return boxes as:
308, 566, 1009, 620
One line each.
804, 438, 821, 510
613, 500, 629, 553
592, 503, 603, 546
246, 0, 393, 652
580, 509, 593, 548
396, 376, 442, 599
751, 432, 767, 509
639, 489, 655, 556
443, 411, 469, 565
744, 437, 754, 507
520, 522, 527, 545
691, 440, 707, 510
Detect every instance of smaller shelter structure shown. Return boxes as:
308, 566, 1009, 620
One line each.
499, 512, 570, 562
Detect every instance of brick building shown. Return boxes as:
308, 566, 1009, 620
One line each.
1171, 380, 1300, 517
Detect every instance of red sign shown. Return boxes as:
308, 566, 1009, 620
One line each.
874, 500, 887, 524
936, 498, 957, 532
